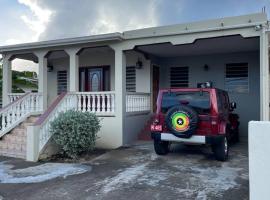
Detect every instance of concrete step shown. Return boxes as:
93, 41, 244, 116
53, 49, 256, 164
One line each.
0, 116, 37, 159
10, 128, 27, 136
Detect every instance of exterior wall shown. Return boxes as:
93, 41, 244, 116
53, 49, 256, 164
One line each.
126, 51, 151, 93
45, 50, 152, 147
46, 50, 151, 105
123, 113, 151, 145
47, 58, 70, 105
158, 51, 260, 137
96, 117, 123, 148
249, 121, 270, 200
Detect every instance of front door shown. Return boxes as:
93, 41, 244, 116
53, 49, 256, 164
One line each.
88, 68, 103, 91
79, 67, 110, 92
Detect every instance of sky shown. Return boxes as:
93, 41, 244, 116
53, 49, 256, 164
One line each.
0, 0, 270, 72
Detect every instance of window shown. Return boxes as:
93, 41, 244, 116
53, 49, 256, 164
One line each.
170, 67, 189, 88
225, 63, 248, 93
126, 66, 136, 92
57, 71, 67, 94
161, 91, 210, 114
217, 90, 229, 112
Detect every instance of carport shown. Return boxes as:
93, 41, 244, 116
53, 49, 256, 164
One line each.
135, 35, 261, 139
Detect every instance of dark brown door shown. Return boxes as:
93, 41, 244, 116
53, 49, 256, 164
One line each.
88, 68, 103, 91
152, 66, 159, 112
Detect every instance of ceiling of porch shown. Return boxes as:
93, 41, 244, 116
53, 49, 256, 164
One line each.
136, 35, 259, 58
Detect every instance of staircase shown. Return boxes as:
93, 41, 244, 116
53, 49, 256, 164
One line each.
0, 116, 38, 159
138, 115, 155, 141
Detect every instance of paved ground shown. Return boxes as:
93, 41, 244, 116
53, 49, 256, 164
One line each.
0, 142, 249, 200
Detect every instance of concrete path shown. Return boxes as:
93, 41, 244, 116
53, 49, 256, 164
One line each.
0, 142, 249, 200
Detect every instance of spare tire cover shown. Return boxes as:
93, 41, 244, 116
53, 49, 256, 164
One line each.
166, 105, 198, 138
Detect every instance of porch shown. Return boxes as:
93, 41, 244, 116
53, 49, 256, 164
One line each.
0, 45, 153, 160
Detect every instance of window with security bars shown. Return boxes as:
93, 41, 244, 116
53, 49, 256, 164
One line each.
225, 63, 249, 93
57, 70, 67, 94
126, 66, 136, 92
170, 66, 189, 88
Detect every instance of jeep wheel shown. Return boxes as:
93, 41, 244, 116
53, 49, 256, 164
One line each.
212, 137, 229, 161
154, 140, 169, 155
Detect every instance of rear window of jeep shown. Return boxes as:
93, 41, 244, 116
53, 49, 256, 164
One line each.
161, 91, 211, 114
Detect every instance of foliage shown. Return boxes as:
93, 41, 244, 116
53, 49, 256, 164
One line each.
50, 110, 101, 158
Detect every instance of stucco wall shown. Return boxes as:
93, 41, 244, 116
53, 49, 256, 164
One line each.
249, 121, 270, 200
124, 113, 151, 145
158, 51, 260, 138
47, 50, 151, 105
47, 58, 70, 105
96, 116, 123, 148
46, 50, 152, 148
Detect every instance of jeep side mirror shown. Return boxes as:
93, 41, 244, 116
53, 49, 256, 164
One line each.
230, 102, 237, 110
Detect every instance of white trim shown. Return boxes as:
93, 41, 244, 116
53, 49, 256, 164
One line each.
0, 33, 123, 53
161, 133, 206, 144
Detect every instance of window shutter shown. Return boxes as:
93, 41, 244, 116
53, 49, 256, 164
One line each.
170, 66, 189, 88
225, 63, 248, 93
57, 71, 67, 94
126, 66, 136, 92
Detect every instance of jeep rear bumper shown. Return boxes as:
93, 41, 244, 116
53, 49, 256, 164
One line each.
151, 132, 224, 145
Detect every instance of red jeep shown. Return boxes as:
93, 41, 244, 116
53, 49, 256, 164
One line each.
151, 85, 239, 161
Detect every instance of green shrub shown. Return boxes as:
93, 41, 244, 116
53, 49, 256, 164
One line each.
50, 110, 101, 158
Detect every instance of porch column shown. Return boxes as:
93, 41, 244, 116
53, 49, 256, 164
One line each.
2, 54, 12, 106
260, 26, 269, 121
112, 46, 126, 146
66, 48, 80, 92
36, 51, 48, 111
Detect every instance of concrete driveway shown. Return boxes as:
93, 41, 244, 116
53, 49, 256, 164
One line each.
0, 142, 249, 200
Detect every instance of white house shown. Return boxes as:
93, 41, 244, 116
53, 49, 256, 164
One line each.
0, 13, 269, 161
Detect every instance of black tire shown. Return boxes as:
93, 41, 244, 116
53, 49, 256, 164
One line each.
212, 137, 229, 161
165, 105, 198, 138
154, 140, 169, 155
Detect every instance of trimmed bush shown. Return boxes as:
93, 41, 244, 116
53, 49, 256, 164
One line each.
50, 110, 101, 158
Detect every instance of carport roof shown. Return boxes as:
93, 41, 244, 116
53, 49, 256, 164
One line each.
0, 13, 267, 54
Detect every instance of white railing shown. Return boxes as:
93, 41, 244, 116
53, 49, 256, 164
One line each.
73, 92, 115, 115
0, 92, 43, 138
8, 93, 25, 103
36, 93, 73, 151
36, 91, 115, 152
126, 92, 151, 113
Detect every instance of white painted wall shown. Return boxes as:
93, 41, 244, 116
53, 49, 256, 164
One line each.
249, 121, 270, 200
47, 58, 70, 105
158, 51, 260, 138
47, 50, 151, 105
96, 117, 123, 148
124, 113, 151, 145
46, 49, 152, 147
125, 51, 151, 93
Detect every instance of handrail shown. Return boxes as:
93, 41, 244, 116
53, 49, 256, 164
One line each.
126, 92, 150, 95
0, 92, 30, 112
72, 91, 115, 95
34, 92, 67, 126
8, 93, 26, 103
0, 92, 43, 138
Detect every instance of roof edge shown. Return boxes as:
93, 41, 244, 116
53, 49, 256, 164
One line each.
0, 32, 123, 53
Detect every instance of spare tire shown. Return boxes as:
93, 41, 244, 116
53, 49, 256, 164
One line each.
165, 105, 199, 138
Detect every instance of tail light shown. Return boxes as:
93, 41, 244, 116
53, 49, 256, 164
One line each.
151, 116, 163, 132
210, 116, 219, 134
